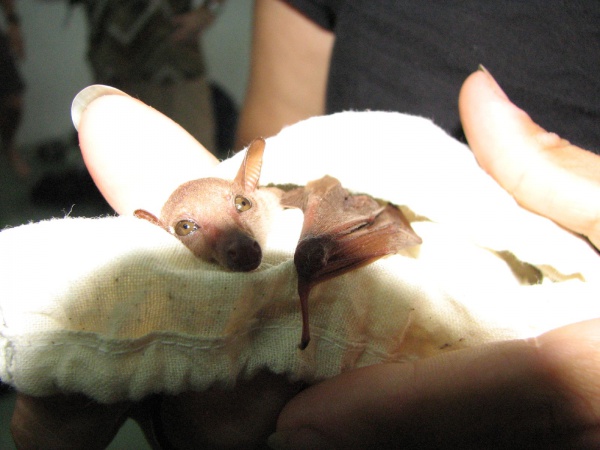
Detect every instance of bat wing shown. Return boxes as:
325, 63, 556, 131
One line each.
290, 176, 422, 286
283, 175, 383, 235
286, 175, 422, 349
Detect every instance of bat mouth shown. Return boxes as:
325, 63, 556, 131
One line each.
228, 256, 261, 272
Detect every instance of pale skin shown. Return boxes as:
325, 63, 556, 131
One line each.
10, 0, 600, 446
235, 0, 333, 149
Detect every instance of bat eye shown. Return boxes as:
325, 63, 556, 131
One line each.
174, 220, 198, 236
234, 195, 252, 212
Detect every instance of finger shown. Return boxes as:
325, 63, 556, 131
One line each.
459, 68, 600, 249
136, 371, 304, 448
10, 393, 130, 450
72, 85, 218, 216
270, 319, 600, 449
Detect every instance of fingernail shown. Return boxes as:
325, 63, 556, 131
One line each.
71, 84, 129, 131
268, 428, 334, 450
477, 65, 510, 102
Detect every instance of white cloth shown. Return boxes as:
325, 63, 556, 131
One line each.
1, 111, 598, 402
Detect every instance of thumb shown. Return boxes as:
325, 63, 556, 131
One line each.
72, 85, 218, 216
459, 67, 600, 249
269, 319, 600, 449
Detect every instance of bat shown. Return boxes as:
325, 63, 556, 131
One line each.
282, 175, 423, 349
136, 137, 421, 350
134, 138, 282, 272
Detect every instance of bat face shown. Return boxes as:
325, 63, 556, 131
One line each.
158, 177, 277, 271
283, 175, 423, 349
135, 138, 282, 272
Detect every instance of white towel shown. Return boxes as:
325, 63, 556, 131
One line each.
1, 111, 598, 403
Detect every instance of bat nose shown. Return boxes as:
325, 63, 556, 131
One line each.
226, 237, 262, 272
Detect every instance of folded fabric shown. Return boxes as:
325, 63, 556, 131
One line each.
1, 111, 598, 403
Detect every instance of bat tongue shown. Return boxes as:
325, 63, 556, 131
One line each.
297, 280, 312, 350
294, 236, 336, 350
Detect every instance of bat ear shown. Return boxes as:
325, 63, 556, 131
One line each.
234, 137, 265, 193
134, 209, 164, 228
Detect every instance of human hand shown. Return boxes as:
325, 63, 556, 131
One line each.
10, 87, 303, 449
11, 372, 303, 449
12, 72, 600, 449
266, 70, 600, 449
460, 67, 600, 250
170, 8, 215, 44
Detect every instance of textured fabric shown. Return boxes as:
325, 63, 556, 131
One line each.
1, 111, 598, 402
283, 0, 600, 154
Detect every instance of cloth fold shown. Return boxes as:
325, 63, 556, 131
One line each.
1, 111, 598, 402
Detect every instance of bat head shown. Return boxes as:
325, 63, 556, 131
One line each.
135, 138, 282, 272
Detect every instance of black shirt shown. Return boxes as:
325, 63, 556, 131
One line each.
284, 0, 600, 154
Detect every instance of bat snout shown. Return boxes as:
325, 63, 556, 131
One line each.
294, 236, 331, 279
224, 234, 262, 272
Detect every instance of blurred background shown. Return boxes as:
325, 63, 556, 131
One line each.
1, 1, 251, 447
0, 0, 251, 228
